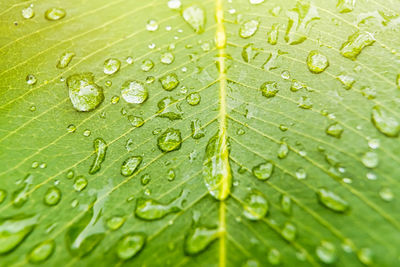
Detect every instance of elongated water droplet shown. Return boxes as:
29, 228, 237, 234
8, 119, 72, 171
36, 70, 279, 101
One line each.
285, 2, 320, 45
184, 226, 219, 255
268, 24, 279, 45
167, 169, 176, 181
157, 97, 183, 120
103, 58, 121, 75
159, 73, 179, 91
316, 240, 336, 264
252, 161, 274, 180
45, 8, 66, 21
239, 19, 259, 38
340, 31, 375, 60
281, 222, 296, 241
57, 52, 75, 69
121, 156, 142, 177
242, 43, 258, 63
106, 216, 126, 231
191, 119, 205, 139
67, 73, 104, 112
337, 0, 355, 13
27, 240, 55, 263
203, 131, 232, 200
260, 81, 279, 98
73, 176, 88, 192
157, 128, 182, 152
371, 106, 400, 137
121, 80, 148, 104
0, 214, 38, 254
307, 50, 329, 74
277, 141, 289, 159
243, 190, 269, 220
281, 194, 292, 215
316, 188, 349, 212
182, 5, 205, 33
135, 190, 188, 220
326, 123, 343, 138
89, 138, 107, 174
12, 174, 34, 207
116, 233, 146, 260
44, 186, 61, 206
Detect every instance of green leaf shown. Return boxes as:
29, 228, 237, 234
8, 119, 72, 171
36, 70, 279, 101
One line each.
0, 0, 399, 266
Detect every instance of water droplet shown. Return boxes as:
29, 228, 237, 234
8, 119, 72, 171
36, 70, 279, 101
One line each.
159, 73, 179, 91
340, 31, 375, 60
316, 188, 349, 212
0, 189, 7, 204
44, 8, 66, 21
128, 115, 144, 128
116, 233, 146, 260
316, 240, 336, 264
252, 161, 274, 180
277, 142, 289, 159
281, 222, 297, 241
141, 59, 154, 72
26, 74, 37, 85
360, 86, 376, 99
203, 131, 232, 200
298, 96, 313, 109
239, 19, 259, 38
361, 151, 378, 168
186, 92, 201, 106
83, 129, 91, 137
243, 190, 269, 220
291, 80, 307, 92
12, 174, 33, 207
27, 240, 55, 263
103, 58, 121, 75
67, 124, 76, 133
267, 24, 279, 45
106, 216, 126, 231
57, 52, 75, 69
285, 2, 320, 45
242, 43, 258, 63
166, 169, 176, 181
307, 50, 329, 74
326, 123, 343, 138
371, 106, 400, 137
121, 80, 148, 104
89, 138, 107, 174
191, 119, 205, 139
121, 156, 142, 177
157, 128, 182, 152
281, 194, 292, 215
337, 0, 356, 13
160, 52, 174, 65
267, 248, 281, 265
379, 187, 394, 202
67, 73, 104, 112
260, 81, 279, 98
44, 186, 61, 206
0, 214, 38, 254
146, 19, 159, 32
337, 74, 355, 89
182, 5, 205, 33
157, 97, 183, 120
135, 190, 188, 220
22, 6, 35, 19
281, 70, 291, 80
249, 0, 264, 4
357, 248, 373, 265
184, 226, 219, 255
73, 175, 88, 192
141, 174, 151, 185
66, 170, 75, 179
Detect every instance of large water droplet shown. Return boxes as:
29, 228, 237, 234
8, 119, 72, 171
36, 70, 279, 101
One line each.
252, 161, 274, 180
67, 73, 104, 112
307, 50, 329, 74
116, 233, 146, 260
44, 8, 66, 21
243, 190, 269, 220
316, 188, 349, 212
44, 186, 61, 206
121, 80, 148, 104
57, 52, 75, 69
135, 190, 188, 220
239, 19, 259, 39
27, 240, 55, 263
157, 128, 182, 152
371, 106, 400, 137
340, 31, 375, 60
182, 5, 205, 33
184, 226, 219, 255
121, 156, 142, 177
89, 138, 107, 174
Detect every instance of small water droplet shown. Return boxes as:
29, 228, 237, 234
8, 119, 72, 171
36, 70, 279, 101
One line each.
186, 92, 201, 106
106, 216, 126, 231
337, 0, 356, 13
157, 128, 182, 152
141, 59, 154, 72
298, 96, 313, 109
160, 52, 174, 64
379, 187, 394, 202
66, 170, 74, 179
67, 73, 104, 112
44, 186, 61, 206
281, 222, 297, 241
239, 19, 259, 38
12, 174, 33, 207
260, 81, 279, 98
146, 19, 159, 32
267, 24, 279, 45
159, 73, 179, 91
26, 74, 37, 85
116, 233, 146, 260
157, 97, 183, 120
128, 115, 144, 128
252, 161, 274, 180
291, 80, 307, 92
307, 50, 329, 74
67, 124, 76, 133
337, 74, 355, 90
103, 58, 121, 75
243, 190, 269, 220
141, 174, 151, 185
57, 52, 75, 69
267, 248, 281, 265
73, 176, 88, 192
167, 169, 176, 181
191, 119, 205, 139
22, 6, 35, 19
357, 248, 373, 266
361, 151, 378, 168
89, 138, 107, 174
121, 156, 142, 177
44, 8, 66, 21
281, 194, 292, 215
277, 141, 289, 159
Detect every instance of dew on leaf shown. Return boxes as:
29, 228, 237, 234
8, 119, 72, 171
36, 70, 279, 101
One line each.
316, 240, 336, 264
260, 81, 279, 98
141, 174, 151, 185
326, 123, 343, 138
106, 216, 126, 231
89, 138, 107, 174
184, 226, 219, 255
191, 119, 205, 139
121, 80, 148, 104
242, 43, 258, 63
298, 96, 313, 109
160, 52, 175, 64
29, 105, 36, 112
66, 169, 74, 179
337, 74, 355, 89
379, 187, 394, 202
316, 188, 349, 212
141, 59, 154, 72
116, 233, 146, 260
57, 52, 75, 69
182, 5, 205, 33
73, 176, 88, 192
39, 163, 47, 169
121, 156, 142, 177
157, 97, 183, 120
267, 24, 279, 45
340, 31, 375, 60
252, 161, 274, 180
83, 129, 91, 137
126, 56, 134, 64
32, 162, 39, 169
239, 19, 259, 38
277, 141, 289, 159
159, 73, 179, 91
285, 2, 320, 45
361, 151, 378, 168
12, 174, 33, 208
27, 240, 55, 263
243, 190, 269, 221
291, 79, 307, 92
44, 186, 61, 206
26, 74, 37, 85
167, 169, 176, 181
22, 6, 35, 19
337, 0, 356, 13
203, 131, 232, 200
103, 58, 121, 75
267, 248, 281, 265
168, 0, 181, 10
128, 115, 144, 128
157, 128, 182, 152
67, 73, 104, 112
44, 8, 66, 21
67, 124, 76, 133
281, 70, 290, 80
281, 194, 292, 215
146, 19, 159, 32
371, 106, 400, 137
0, 214, 38, 254
135, 190, 188, 220
307, 50, 329, 74
186, 92, 201, 106
281, 222, 297, 241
